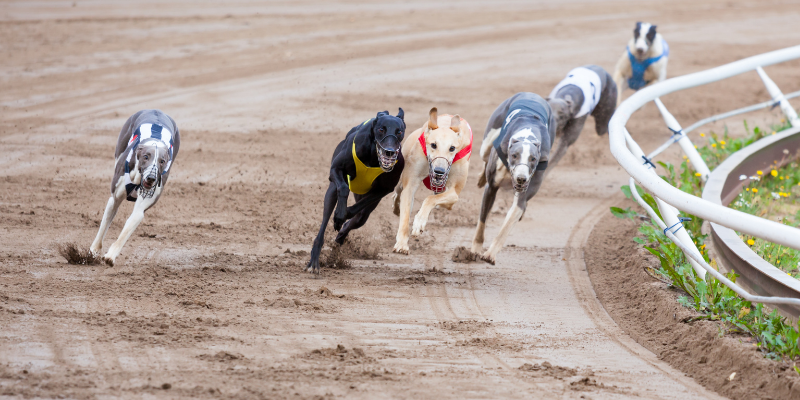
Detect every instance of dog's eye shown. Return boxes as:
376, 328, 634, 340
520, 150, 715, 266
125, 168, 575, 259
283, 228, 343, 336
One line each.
378, 127, 386, 134
160, 159, 165, 164
431, 143, 437, 149
511, 154, 517, 159
144, 155, 149, 160
449, 146, 456, 152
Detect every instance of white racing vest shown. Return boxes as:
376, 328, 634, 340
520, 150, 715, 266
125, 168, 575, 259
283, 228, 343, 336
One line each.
122, 123, 174, 201
548, 67, 602, 118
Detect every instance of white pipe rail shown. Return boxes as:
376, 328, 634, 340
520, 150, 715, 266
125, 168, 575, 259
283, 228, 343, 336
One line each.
652, 98, 711, 181
609, 45, 800, 251
683, 90, 800, 134
756, 66, 800, 127
629, 178, 800, 307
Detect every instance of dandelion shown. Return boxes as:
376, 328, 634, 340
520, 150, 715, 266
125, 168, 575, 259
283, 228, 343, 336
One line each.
772, 131, 777, 135
720, 140, 726, 145
695, 172, 702, 177
712, 143, 717, 148
753, 188, 758, 193
700, 133, 706, 137
757, 170, 763, 175
683, 155, 688, 160
747, 239, 755, 246
746, 188, 750, 191
771, 170, 778, 177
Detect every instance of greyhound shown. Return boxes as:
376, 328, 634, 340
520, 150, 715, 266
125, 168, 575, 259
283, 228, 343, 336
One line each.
306, 109, 406, 274
391, 107, 472, 254
545, 65, 617, 169
90, 109, 180, 266
613, 22, 669, 105
471, 93, 556, 265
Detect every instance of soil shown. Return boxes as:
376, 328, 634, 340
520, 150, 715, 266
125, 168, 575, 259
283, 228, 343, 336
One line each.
585, 203, 800, 400
1, 0, 800, 399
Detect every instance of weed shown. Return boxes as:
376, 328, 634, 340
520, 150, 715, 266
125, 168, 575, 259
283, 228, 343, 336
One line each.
613, 119, 800, 361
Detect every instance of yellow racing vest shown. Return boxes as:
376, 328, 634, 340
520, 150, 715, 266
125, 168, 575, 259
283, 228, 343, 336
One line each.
347, 141, 384, 195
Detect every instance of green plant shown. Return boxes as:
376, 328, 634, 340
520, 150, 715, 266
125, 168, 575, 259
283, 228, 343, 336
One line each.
612, 119, 800, 361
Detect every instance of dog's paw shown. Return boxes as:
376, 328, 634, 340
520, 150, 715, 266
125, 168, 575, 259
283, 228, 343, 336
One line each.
305, 259, 321, 274
102, 256, 115, 267
480, 253, 496, 265
411, 221, 425, 237
333, 217, 344, 232
392, 243, 409, 255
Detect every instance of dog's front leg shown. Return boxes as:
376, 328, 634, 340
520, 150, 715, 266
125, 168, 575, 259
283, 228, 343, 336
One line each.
471, 181, 498, 256
103, 192, 157, 266
411, 183, 461, 237
392, 179, 419, 254
90, 183, 126, 255
307, 183, 338, 273
481, 194, 525, 265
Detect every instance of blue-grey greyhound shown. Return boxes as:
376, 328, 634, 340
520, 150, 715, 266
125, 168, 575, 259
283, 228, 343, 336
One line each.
90, 109, 180, 266
472, 93, 556, 264
546, 64, 617, 169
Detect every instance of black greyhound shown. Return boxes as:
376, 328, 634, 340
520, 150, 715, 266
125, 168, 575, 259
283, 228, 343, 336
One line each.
306, 109, 406, 273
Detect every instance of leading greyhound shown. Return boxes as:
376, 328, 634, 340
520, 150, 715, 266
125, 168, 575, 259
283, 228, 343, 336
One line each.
306, 109, 406, 274
471, 93, 556, 264
90, 109, 180, 266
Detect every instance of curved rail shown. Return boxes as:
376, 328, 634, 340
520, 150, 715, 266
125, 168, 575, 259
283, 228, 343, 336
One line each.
609, 45, 800, 307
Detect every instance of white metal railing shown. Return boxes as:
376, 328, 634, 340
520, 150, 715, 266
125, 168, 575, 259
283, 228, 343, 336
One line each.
609, 44, 800, 306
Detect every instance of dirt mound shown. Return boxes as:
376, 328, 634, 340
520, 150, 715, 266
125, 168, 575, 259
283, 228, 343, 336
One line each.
305, 345, 372, 365
451, 246, 477, 263
585, 202, 800, 400
197, 351, 246, 363
518, 361, 577, 379
57, 243, 101, 265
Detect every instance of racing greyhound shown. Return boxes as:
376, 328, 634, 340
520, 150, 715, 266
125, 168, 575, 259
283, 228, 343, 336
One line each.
613, 22, 669, 105
471, 93, 556, 264
306, 109, 406, 274
90, 109, 180, 266
391, 107, 472, 254
546, 64, 617, 169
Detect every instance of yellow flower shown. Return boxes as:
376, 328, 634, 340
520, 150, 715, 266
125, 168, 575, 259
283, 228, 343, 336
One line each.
720, 140, 726, 145
699, 133, 706, 137
746, 188, 750, 191
683, 155, 688, 159
757, 170, 763, 175
712, 143, 717, 148
771, 170, 778, 177
747, 239, 755, 246
695, 172, 702, 177
721, 146, 725, 149
772, 131, 777, 135
752, 188, 758, 193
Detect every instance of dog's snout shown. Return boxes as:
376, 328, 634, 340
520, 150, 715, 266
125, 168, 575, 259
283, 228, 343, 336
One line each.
433, 166, 446, 176
384, 149, 396, 157
515, 175, 527, 184
145, 176, 156, 185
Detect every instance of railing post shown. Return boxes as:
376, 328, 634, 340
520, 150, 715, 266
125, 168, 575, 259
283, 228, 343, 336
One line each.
756, 66, 800, 127
653, 98, 712, 181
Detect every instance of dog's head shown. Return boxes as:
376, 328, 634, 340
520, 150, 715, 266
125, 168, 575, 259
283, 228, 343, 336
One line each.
135, 139, 171, 194
547, 95, 576, 129
424, 107, 464, 191
507, 127, 542, 193
631, 22, 658, 60
372, 108, 405, 172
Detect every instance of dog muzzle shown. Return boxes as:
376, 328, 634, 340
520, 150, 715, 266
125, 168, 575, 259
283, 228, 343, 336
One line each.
376, 141, 399, 172
427, 156, 452, 194
511, 164, 534, 193
138, 163, 159, 199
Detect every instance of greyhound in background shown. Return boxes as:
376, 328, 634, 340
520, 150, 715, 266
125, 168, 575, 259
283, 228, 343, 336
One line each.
392, 107, 472, 254
546, 64, 617, 169
613, 22, 669, 105
91, 109, 180, 266
472, 93, 556, 264
306, 109, 406, 274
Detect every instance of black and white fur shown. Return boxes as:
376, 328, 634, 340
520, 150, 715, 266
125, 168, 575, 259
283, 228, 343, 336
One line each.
546, 64, 617, 169
612, 22, 668, 105
472, 93, 556, 264
306, 109, 406, 274
90, 109, 180, 266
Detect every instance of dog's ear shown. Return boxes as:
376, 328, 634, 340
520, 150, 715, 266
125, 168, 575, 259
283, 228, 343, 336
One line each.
396, 108, 404, 121
427, 107, 439, 130
646, 25, 657, 43
450, 114, 460, 133
633, 21, 641, 39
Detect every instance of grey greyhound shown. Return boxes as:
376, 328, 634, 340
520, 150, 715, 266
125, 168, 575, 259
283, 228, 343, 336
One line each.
545, 64, 617, 169
90, 109, 180, 266
472, 92, 556, 264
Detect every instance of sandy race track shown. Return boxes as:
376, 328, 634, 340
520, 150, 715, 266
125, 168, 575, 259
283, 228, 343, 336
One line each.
2, 1, 800, 399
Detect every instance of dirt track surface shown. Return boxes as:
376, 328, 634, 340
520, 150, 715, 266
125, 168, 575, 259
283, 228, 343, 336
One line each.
2, 1, 800, 399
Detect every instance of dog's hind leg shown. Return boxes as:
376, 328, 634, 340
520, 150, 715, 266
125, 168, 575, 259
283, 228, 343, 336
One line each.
90, 183, 126, 255
335, 197, 381, 244
392, 183, 403, 216
103, 190, 157, 266
307, 183, 338, 273
546, 116, 586, 171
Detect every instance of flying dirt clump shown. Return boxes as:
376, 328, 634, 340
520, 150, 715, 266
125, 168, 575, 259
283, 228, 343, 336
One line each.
58, 243, 101, 265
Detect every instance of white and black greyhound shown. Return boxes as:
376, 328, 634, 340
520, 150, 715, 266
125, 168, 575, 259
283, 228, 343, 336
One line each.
90, 109, 180, 266
546, 64, 617, 169
472, 93, 556, 264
